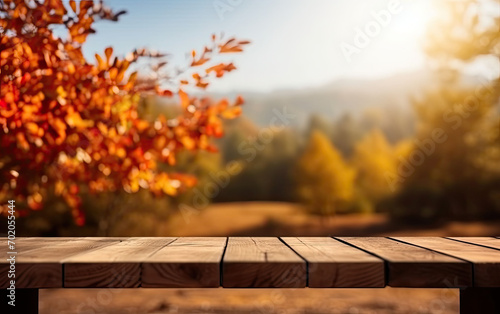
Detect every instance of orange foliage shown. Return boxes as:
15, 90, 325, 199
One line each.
0, 0, 249, 225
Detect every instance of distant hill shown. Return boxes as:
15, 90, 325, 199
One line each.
235, 70, 437, 127
154, 69, 484, 128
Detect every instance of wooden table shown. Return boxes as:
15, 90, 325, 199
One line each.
2, 237, 500, 313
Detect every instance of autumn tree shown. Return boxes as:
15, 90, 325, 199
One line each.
0, 0, 249, 225
351, 129, 397, 211
294, 130, 355, 217
388, 0, 500, 220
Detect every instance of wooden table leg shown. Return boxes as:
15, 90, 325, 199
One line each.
2, 288, 39, 314
460, 288, 500, 314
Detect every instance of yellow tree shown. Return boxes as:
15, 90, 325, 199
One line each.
351, 129, 397, 211
388, 0, 500, 220
295, 130, 355, 216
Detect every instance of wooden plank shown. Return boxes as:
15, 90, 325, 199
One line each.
338, 237, 472, 288
0, 237, 86, 254
0, 238, 122, 288
393, 237, 500, 287
222, 237, 306, 288
12, 237, 87, 242
142, 237, 226, 288
0, 237, 110, 288
63, 238, 176, 288
1, 237, 123, 254
2, 238, 126, 263
448, 237, 500, 251
281, 237, 384, 287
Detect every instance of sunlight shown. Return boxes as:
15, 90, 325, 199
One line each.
340, 0, 437, 79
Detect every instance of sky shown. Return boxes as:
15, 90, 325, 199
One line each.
78, 0, 438, 93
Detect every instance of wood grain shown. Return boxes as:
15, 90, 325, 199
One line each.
63, 238, 176, 288
448, 237, 500, 251
281, 237, 384, 287
1, 237, 86, 254
392, 237, 500, 287
142, 237, 226, 288
222, 237, 306, 288
338, 237, 472, 288
4, 236, 495, 289
0, 238, 121, 288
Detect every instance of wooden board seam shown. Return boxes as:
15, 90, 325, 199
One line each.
445, 237, 500, 251
222, 237, 306, 288
278, 237, 310, 286
219, 237, 229, 287
332, 237, 389, 286
388, 237, 476, 288
138, 238, 180, 288
388, 237, 476, 264
141, 237, 226, 288
61, 239, 130, 288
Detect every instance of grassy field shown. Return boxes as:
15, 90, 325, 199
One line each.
41, 202, 500, 313
165, 202, 500, 237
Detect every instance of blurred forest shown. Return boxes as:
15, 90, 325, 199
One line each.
8, 0, 500, 236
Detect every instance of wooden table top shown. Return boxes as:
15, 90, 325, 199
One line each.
2, 237, 500, 289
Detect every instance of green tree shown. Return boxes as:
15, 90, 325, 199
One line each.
331, 113, 363, 157
295, 130, 355, 217
307, 114, 332, 139
216, 127, 301, 202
